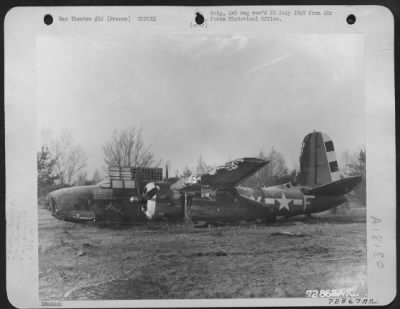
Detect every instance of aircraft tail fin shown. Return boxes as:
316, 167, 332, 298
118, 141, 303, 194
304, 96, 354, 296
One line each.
297, 131, 341, 186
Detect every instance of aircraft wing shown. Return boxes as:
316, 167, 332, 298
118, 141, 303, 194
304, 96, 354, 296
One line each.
170, 158, 268, 195
305, 175, 362, 196
199, 157, 269, 189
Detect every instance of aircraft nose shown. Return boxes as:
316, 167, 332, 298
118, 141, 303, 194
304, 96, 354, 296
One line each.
46, 187, 75, 214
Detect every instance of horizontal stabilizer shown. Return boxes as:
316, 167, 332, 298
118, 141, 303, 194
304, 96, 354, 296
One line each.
199, 158, 269, 189
305, 175, 362, 196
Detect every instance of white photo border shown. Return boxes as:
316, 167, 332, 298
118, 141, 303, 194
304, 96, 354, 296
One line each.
4, 5, 396, 307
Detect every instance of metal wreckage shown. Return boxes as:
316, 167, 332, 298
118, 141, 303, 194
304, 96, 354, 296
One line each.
45, 131, 362, 224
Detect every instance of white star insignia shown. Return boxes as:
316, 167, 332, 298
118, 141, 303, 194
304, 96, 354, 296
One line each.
277, 192, 291, 211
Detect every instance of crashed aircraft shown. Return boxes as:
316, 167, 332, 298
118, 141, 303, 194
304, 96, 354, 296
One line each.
46, 131, 362, 223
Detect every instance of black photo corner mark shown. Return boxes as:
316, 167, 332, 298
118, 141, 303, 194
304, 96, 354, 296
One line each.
346, 14, 356, 25
44, 14, 53, 25
195, 12, 204, 25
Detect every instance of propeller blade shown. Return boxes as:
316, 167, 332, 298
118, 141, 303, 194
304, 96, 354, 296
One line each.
142, 186, 158, 201
139, 182, 159, 218
135, 167, 143, 199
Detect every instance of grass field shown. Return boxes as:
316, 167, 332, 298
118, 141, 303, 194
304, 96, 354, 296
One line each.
38, 205, 367, 300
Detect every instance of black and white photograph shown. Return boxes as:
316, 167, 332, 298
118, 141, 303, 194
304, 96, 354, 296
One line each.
5, 6, 396, 307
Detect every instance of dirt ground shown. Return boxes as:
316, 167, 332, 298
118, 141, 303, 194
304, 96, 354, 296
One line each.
38, 204, 367, 300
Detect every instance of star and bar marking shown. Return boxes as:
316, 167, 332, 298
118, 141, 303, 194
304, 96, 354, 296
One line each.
263, 193, 315, 211
277, 192, 291, 211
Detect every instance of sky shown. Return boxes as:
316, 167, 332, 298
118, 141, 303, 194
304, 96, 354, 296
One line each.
36, 33, 364, 178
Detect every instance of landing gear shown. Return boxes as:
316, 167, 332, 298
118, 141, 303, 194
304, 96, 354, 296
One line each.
49, 198, 57, 216
183, 193, 193, 225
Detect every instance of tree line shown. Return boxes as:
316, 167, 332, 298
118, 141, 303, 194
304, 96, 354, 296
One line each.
341, 146, 366, 204
37, 127, 159, 203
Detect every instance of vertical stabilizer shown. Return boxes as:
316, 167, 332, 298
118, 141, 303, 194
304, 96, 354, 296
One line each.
298, 131, 340, 186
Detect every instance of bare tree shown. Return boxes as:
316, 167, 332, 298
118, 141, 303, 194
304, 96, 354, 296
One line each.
37, 145, 57, 202
75, 172, 89, 186
340, 146, 366, 205
195, 156, 212, 175
266, 147, 289, 178
103, 127, 159, 168
182, 166, 192, 177
340, 150, 353, 175
50, 131, 88, 185
91, 169, 103, 184
164, 160, 171, 179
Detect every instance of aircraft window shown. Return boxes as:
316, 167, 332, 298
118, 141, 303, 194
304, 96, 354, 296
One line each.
325, 141, 335, 152
329, 161, 339, 172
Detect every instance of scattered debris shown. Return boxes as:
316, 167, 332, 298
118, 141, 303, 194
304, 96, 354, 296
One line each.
76, 249, 86, 257
271, 231, 308, 237
302, 245, 329, 254
63, 228, 70, 234
63, 270, 133, 299
82, 243, 97, 248
213, 230, 224, 237
194, 251, 228, 257
193, 222, 209, 228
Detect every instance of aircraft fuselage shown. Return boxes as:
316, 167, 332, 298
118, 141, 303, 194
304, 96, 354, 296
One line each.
145, 182, 347, 222
46, 180, 347, 223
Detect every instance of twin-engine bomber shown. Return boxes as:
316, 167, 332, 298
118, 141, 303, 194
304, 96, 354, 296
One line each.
45, 131, 362, 224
